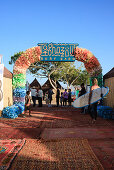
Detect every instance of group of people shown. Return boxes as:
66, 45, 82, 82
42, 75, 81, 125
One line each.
24, 87, 43, 116
56, 78, 100, 124
24, 78, 100, 124
44, 88, 72, 107
56, 88, 72, 107
30, 87, 43, 107
24, 87, 55, 116
24, 87, 73, 116
73, 79, 100, 123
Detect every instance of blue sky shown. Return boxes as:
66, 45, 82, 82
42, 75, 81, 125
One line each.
0, 0, 114, 84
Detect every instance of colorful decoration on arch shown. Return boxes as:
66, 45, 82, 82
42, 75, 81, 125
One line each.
2, 47, 41, 118
73, 47, 102, 77
13, 46, 41, 105
2, 44, 102, 118
13, 46, 102, 98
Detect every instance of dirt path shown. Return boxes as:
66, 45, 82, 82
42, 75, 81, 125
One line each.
0, 105, 114, 169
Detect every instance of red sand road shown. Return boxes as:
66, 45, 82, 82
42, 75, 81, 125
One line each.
0, 105, 114, 169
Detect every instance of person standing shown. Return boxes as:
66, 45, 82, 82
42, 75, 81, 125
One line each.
24, 91, 32, 116
71, 89, 76, 102
68, 89, 72, 106
31, 87, 37, 107
79, 83, 86, 97
60, 92, 63, 106
48, 88, 54, 105
56, 87, 60, 107
36, 87, 39, 105
37, 87, 43, 107
63, 89, 68, 106
79, 83, 86, 113
88, 78, 100, 123
45, 91, 49, 105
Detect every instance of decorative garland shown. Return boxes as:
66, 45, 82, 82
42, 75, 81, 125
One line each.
2, 104, 25, 119
13, 46, 41, 104
73, 47, 102, 77
2, 46, 102, 118
2, 47, 41, 118
73, 47, 102, 87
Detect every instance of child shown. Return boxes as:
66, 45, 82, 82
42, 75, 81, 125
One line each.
24, 91, 31, 117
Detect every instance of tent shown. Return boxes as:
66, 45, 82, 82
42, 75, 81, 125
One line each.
29, 78, 41, 89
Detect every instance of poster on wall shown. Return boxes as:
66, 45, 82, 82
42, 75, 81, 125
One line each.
0, 64, 4, 110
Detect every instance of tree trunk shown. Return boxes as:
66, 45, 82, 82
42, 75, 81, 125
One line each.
48, 74, 57, 90
70, 74, 81, 87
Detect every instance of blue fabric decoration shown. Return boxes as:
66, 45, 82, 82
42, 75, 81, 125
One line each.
13, 87, 26, 97
2, 104, 25, 119
97, 105, 113, 118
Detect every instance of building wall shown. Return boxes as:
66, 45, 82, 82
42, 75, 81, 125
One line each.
104, 77, 114, 108
3, 77, 13, 108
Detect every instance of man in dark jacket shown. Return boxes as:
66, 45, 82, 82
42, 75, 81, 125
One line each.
48, 88, 54, 105
79, 83, 86, 113
79, 83, 86, 97
56, 87, 60, 107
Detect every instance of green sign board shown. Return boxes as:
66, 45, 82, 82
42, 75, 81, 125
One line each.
38, 43, 79, 62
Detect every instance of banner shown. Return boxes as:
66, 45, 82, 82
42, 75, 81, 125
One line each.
38, 43, 79, 62
0, 64, 4, 110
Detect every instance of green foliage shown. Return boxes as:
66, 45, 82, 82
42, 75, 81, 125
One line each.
74, 70, 90, 85
9, 51, 23, 65
57, 63, 76, 83
9, 51, 90, 87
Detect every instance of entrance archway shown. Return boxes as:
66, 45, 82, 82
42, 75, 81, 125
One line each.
13, 45, 102, 106
2, 44, 102, 118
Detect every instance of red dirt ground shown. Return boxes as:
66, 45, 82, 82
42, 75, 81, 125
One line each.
0, 105, 114, 169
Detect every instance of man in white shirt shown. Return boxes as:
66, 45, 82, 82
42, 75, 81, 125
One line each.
31, 86, 37, 107
37, 87, 43, 107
